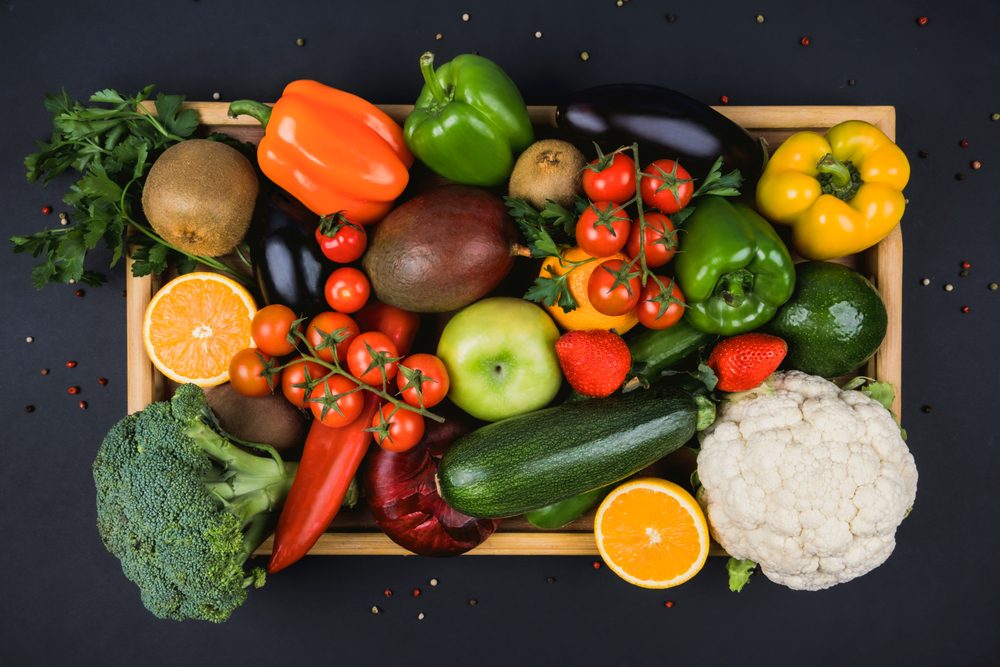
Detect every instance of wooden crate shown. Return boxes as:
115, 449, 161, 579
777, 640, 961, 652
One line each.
128, 103, 902, 557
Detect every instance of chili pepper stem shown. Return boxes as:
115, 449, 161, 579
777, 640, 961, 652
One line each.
816, 153, 862, 201
816, 154, 851, 187
419, 52, 452, 107
227, 99, 274, 130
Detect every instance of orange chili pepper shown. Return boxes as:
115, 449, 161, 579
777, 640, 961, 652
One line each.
229, 81, 414, 225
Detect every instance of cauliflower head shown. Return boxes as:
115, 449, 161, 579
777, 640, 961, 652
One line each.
697, 371, 917, 591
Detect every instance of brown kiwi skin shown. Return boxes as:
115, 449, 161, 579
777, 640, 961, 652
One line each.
204, 383, 307, 458
141, 139, 259, 257
508, 139, 587, 210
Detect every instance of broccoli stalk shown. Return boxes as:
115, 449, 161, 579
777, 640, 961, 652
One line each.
94, 384, 298, 623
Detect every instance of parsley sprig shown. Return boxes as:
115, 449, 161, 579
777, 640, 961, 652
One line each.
11, 86, 255, 290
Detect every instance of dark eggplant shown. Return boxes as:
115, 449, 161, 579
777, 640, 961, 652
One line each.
556, 84, 768, 189
248, 187, 334, 318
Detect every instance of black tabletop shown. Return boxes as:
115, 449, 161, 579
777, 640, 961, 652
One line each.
2, 1, 997, 665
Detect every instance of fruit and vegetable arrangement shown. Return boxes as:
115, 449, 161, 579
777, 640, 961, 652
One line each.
13, 52, 918, 622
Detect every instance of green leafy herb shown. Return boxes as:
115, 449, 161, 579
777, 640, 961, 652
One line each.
691, 156, 744, 198
12, 86, 255, 289
524, 264, 580, 312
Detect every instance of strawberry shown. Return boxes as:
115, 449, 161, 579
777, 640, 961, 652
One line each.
706, 333, 788, 392
555, 329, 632, 398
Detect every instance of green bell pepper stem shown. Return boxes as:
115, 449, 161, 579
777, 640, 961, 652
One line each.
816, 153, 851, 187
419, 52, 451, 106
228, 99, 273, 130
718, 269, 753, 308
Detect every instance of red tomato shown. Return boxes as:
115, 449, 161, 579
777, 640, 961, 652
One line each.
281, 356, 329, 408
575, 201, 631, 258
582, 152, 637, 204
324, 267, 371, 314
306, 312, 359, 363
251, 304, 300, 356
229, 348, 279, 397
587, 259, 641, 316
640, 160, 694, 214
397, 353, 450, 409
347, 331, 400, 386
371, 404, 425, 452
308, 375, 364, 427
635, 278, 686, 330
315, 214, 368, 263
354, 301, 421, 357
626, 212, 678, 269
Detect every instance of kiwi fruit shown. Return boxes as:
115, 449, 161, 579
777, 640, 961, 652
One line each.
508, 139, 587, 210
204, 382, 307, 456
141, 139, 259, 256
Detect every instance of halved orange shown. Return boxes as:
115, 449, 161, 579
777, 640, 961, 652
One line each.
143, 272, 257, 386
540, 246, 640, 334
595, 477, 709, 589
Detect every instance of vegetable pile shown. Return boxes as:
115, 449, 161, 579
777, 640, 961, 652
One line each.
14, 53, 919, 622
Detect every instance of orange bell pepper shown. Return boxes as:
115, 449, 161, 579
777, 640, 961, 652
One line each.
229, 80, 414, 225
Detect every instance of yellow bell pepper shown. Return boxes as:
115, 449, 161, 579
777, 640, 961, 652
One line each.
755, 120, 910, 260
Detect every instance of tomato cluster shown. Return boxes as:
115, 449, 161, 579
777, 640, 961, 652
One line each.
577, 153, 689, 330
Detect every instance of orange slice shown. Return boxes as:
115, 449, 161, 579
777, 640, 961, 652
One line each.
540, 246, 639, 334
143, 272, 257, 386
595, 477, 709, 589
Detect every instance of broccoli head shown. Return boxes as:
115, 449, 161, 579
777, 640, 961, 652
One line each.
93, 384, 297, 623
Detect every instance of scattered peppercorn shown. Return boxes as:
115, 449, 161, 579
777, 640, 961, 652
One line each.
69, 386, 80, 395
961, 261, 970, 268
917, 16, 928, 25
121, 290, 127, 297
960, 140, 969, 148
945, 284, 954, 291
666, 14, 676, 22
435, 33, 442, 40
75, 289, 85, 297
960, 270, 969, 277
664, 601, 675, 608
720, 95, 729, 104
79, 401, 87, 409
69, 279, 75, 284
25, 405, 35, 413
295, 38, 305, 46
962, 306, 971, 313
417, 613, 425, 620
756, 15, 764, 23
593, 561, 601, 569
800, 37, 810, 45
41, 369, 49, 375
462, 13, 469, 21
993, 113, 1000, 121
921, 279, 930, 285
547, 577, 555, 583
918, 151, 928, 158
413, 589, 421, 597
213, 92, 221, 100
430, 578, 438, 586
848, 79, 856, 86
99, 377, 108, 386
371, 606, 381, 614
42, 205, 53, 214
59, 212, 67, 220
535, 31, 542, 38
956, 173, 966, 181
469, 599, 477, 605
972, 161, 981, 169
580, 52, 590, 61
990, 283, 998, 290
66, 361, 77, 368
922, 405, 932, 413
470, 51, 478, 55
26, 336, 34, 343
617, 0, 623, 5
384, 589, 392, 597
60, 218, 68, 226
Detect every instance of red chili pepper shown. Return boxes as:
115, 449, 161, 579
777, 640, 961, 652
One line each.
353, 301, 421, 357
268, 390, 385, 573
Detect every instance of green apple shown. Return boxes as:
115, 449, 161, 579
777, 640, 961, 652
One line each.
437, 297, 562, 422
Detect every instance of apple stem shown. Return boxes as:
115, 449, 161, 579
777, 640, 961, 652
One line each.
511, 243, 532, 258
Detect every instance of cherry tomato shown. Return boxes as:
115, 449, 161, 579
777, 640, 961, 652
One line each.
371, 404, 425, 453
229, 348, 279, 397
626, 212, 678, 269
251, 304, 300, 356
324, 267, 371, 313
354, 301, 421, 356
640, 159, 694, 214
397, 353, 450, 409
575, 201, 631, 258
347, 331, 400, 386
582, 152, 637, 204
281, 356, 329, 408
635, 277, 686, 330
315, 213, 367, 263
306, 312, 359, 363
308, 375, 364, 427
587, 259, 641, 316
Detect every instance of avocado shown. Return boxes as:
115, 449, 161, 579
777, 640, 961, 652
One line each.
141, 139, 259, 257
362, 185, 519, 313
768, 261, 887, 378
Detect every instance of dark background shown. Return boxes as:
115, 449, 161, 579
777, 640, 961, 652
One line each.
2, 1, 997, 665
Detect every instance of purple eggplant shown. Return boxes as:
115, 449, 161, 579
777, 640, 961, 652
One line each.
556, 84, 767, 189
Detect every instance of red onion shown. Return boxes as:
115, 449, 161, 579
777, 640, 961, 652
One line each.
364, 417, 500, 556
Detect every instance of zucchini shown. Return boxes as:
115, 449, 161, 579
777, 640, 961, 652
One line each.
626, 318, 717, 387
436, 385, 697, 518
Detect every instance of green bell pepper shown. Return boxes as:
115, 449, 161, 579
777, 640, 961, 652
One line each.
674, 196, 796, 335
403, 52, 534, 187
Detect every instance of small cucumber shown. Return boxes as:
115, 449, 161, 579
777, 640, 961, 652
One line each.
525, 484, 614, 529
627, 318, 717, 386
436, 385, 697, 519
